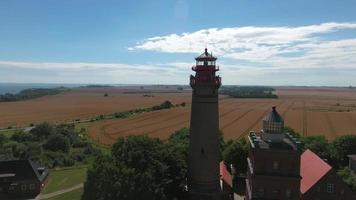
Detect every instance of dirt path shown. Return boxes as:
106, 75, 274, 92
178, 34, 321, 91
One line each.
37, 183, 83, 199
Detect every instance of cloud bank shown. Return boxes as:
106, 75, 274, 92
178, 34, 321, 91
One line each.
132, 22, 356, 69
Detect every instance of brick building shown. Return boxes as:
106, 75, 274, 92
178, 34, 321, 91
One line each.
245, 107, 302, 200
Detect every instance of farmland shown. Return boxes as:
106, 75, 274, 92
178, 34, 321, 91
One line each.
0, 86, 191, 128
1, 86, 356, 144
88, 87, 356, 144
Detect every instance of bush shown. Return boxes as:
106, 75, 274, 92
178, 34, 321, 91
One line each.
337, 167, 356, 191
30, 122, 54, 140
43, 134, 70, 153
11, 131, 34, 142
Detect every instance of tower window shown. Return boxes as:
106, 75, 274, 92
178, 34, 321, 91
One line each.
201, 148, 205, 155
326, 183, 334, 193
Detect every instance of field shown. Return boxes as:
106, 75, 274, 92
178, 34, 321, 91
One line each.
88, 87, 356, 144
2, 86, 356, 144
0, 86, 191, 128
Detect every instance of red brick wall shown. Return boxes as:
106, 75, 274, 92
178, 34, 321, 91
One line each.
302, 170, 355, 200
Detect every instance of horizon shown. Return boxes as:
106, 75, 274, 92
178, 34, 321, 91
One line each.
1, 1, 356, 86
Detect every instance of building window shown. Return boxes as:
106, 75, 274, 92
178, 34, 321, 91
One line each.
327, 183, 334, 193
9, 186, 15, 190
21, 184, 27, 191
273, 161, 279, 170
0, 187, 2, 192
30, 184, 36, 190
286, 188, 291, 198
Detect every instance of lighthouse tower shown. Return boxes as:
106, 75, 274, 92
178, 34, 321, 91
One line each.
188, 48, 223, 199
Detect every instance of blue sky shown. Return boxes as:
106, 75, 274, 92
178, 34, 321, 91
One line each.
1, 0, 356, 86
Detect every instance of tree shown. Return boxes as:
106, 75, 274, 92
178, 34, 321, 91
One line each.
30, 122, 54, 139
43, 134, 70, 153
168, 128, 189, 148
332, 135, 356, 167
160, 100, 173, 109
222, 138, 248, 175
0, 133, 6, 146
11, 130, 34, 142
337, 167, 356, 191
283, 126, 302, 138
83, 135, 187, 200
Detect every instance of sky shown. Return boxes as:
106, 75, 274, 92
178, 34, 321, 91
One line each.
1, 0, 356, 86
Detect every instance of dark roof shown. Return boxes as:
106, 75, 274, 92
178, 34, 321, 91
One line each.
0, 160, 48, 182
263, 106, 284, 123
300, 149, 332, 194
195, 48, 217, 61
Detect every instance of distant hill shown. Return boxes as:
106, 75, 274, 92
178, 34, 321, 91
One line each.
0, 87, 70, 102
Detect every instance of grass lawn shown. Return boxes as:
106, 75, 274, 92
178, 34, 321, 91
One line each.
42, 167, 87, 194
46, 188, 83, 200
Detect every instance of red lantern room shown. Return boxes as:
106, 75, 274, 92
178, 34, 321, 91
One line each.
190, 48, 221, 88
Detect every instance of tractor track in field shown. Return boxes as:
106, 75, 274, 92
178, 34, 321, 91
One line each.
282, 101, 295, 118
302, 101, 308, 137
105, 110, 190, 137
221, 102, 269, 130
324, 113, 337, 138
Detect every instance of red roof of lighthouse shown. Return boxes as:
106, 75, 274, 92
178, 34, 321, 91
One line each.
220, 161, 233, 188
300, 149, 332, 194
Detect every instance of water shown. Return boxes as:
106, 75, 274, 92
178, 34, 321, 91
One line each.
0, 83, 85, 94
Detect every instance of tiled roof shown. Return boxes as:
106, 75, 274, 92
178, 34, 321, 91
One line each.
0, 160, 48, 182
300, 149, 332, 194
220, 161, 233, 188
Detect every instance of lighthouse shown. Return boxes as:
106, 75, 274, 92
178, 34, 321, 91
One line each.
188, 48, 223, 199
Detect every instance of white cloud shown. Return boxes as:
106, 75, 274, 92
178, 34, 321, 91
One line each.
132, 22, 356, 70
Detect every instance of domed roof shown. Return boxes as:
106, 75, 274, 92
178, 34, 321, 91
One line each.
263, 106, 284, 123
195, 48, 217, 61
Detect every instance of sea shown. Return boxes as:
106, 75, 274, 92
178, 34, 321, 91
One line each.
0, 83, 85, 94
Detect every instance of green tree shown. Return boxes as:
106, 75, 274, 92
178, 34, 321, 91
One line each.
43, 134, 70, 153
332, 135, 356, 167
11, 130, 34, 142
0, 133, 6, 146
83, 135, 187, 200
30, 122, 54, 139
301, 136, 332, 159
222, 138, 248, 175
283, 126, 302, 138
168, 128, 189, 148
337, 167, 356, 191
